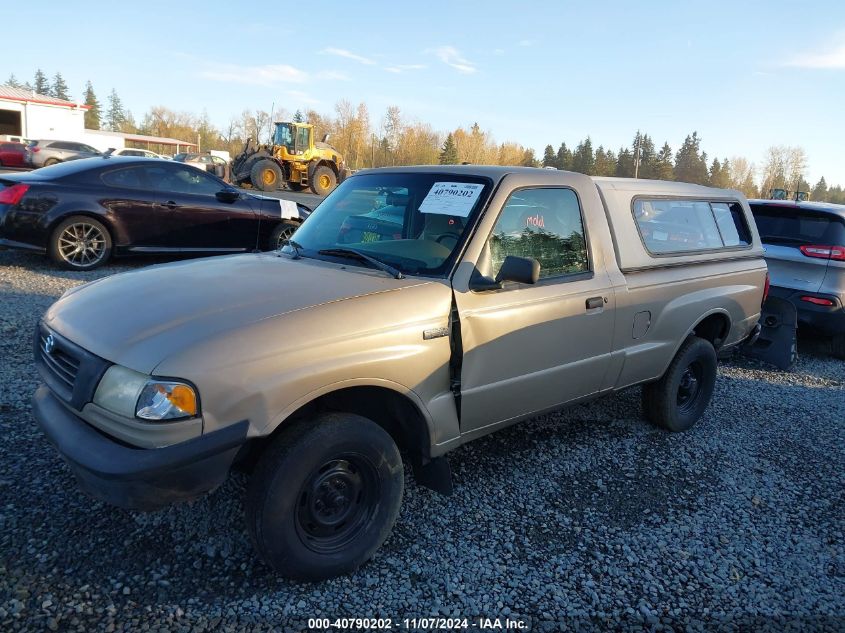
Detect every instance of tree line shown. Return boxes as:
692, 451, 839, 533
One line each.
5, 69, 843, 204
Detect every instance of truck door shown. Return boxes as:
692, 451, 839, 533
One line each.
454, 187, 615, 433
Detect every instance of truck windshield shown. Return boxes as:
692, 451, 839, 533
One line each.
273, 123, 294, 151
286, 173, 492, 277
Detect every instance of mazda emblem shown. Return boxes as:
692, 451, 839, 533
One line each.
44, 334, 55, 355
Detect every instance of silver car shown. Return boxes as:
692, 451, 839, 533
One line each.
750, 200, 845, 358
26, 140, 102, 168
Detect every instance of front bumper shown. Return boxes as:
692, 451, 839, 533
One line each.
769, 286, 845, 337
33, 385, 248, 511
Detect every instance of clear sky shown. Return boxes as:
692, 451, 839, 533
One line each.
6, 1, 845, 184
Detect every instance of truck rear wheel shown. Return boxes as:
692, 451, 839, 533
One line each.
642, 336, 717, 432
250, 160, 282, 191
311, 165, 337, 196
245, 413, 404, 580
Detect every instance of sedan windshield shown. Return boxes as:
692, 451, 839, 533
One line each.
288, 173, 491, 276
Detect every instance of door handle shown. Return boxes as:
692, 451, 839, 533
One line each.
586, 296, 605, 310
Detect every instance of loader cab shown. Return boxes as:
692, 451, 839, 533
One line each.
273, 122, 313, 158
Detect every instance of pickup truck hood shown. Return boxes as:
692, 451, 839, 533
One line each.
44, 253, 431, 373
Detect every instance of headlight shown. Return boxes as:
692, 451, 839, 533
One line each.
136, 381, 198, 421
94, 365, 199, 421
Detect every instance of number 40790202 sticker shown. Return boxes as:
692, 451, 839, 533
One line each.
418, 182, 484, 218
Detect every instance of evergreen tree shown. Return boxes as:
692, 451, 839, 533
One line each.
439, 133, 458, 165
542, 144, 557, 168
709, 157, 731, 188
654, 142, 674, 181
811, 177, 828, 202
616, 147, 635, 177
33, 68, 49, 95
106, 88, 127, 132
83, 80, 101, 130
556, 142, 573, 171
293, 109, 304, 123
5, 73, 22, 88
51, 72, 70, 100
572, 137, 595, 175
520, 148, 538, 167
674, 132, 709, 184
594, 146, 616, 176
636, 133, 657, 179
721, 158, 732, 186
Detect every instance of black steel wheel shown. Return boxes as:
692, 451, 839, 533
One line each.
642, 336, 717, 432
245, 413, 403, 580
294, 455, 380, 555
676, 361, 704, 414
48, 216, 113, 270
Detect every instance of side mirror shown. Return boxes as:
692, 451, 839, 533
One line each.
216, 188, 240, 203
321, 133, 330, 143
469, 255, 540, 291
496, 255, 540, 284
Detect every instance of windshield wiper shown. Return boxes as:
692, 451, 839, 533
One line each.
318, 247, 404, 279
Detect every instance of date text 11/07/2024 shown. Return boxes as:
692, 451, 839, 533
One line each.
307, 617, 528, 630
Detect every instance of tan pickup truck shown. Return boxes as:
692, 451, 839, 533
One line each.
34, 166, 775, 580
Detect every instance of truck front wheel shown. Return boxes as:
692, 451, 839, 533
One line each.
642, 336, 717, 432
245, 413, 404, 580
250, 160, 283, 191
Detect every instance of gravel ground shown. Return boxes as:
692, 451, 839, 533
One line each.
1, 248, 843, 632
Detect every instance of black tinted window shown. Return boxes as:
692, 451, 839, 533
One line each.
145, 165, 221, 195
49, 141, 71, 150
751, 205, 845, 245
488, 188, 589, 279
101, 167, 144, 189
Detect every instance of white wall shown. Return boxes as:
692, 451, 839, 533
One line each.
82, 131, 126, 152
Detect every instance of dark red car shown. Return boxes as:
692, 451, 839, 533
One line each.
0, 142, 26, 167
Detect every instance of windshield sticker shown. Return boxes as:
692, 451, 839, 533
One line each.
419, 182, 484, 218
279, 199, 300, 219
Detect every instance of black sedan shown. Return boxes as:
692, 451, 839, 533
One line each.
0, 157, 310, 270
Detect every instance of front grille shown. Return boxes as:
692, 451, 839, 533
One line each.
35, 323, 110, 408
39, 333, 80, 391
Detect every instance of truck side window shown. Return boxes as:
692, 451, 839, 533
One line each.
634, 199, 751, 254
487, 188, 589, 280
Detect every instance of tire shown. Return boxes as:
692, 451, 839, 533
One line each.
311, 165, 337, 196
269, 221, 299, 250
48, 216, 113, 270
245, 413, 404, 580
642, 336, 717, 432
44, 158, 60, 167
832, 333, 845, 360
250, 160, 283, 192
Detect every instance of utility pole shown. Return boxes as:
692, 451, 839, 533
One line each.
633, 130, 641, 179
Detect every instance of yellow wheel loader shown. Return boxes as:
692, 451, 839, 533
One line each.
231, 122, 348, 196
